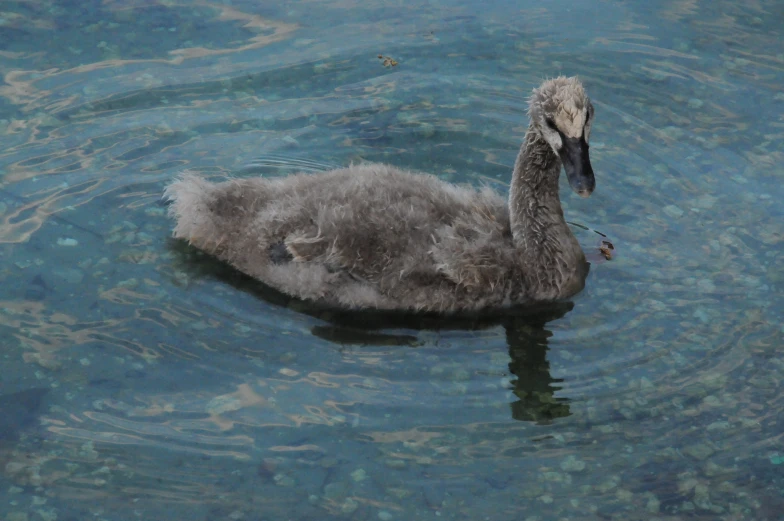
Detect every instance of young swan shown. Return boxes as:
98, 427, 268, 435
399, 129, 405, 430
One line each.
165, 76, 596, 313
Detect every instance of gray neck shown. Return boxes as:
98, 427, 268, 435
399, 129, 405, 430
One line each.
508, 124, 586, 298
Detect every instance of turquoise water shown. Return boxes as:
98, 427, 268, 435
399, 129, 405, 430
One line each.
1, 0, 783, 519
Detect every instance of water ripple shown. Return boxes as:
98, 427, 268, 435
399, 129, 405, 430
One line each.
0, 0, 782, 519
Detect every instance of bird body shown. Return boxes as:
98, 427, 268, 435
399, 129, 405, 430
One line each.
165, 76, 597, 313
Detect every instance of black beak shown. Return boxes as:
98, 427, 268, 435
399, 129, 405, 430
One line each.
558, 135, 595, 197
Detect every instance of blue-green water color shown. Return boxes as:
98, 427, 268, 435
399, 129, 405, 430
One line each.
0, 0, 782, 519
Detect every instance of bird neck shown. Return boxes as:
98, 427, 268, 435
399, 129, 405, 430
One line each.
509, 124, 565, 247
508, 124, 586, 298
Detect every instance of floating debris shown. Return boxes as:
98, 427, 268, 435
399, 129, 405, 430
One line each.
377, 54, 398, 67
599, 239, 615, 260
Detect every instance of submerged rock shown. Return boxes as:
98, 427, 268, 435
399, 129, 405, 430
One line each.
0, 388, 49, 442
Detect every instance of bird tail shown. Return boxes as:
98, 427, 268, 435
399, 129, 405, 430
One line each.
163, 171, 224, 252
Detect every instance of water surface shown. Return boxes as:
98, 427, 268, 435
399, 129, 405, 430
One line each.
0, 0, 782, 519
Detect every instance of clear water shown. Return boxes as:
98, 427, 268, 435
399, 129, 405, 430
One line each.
0, 0, 782, 519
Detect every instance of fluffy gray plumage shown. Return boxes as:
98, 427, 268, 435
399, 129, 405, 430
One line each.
164, 76, 597, 313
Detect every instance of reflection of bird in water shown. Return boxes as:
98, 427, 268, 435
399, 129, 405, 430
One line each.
504, 317, 569, 423
165, 76, 597, 312
175, 255, 573, 423
305, 304, 572, 424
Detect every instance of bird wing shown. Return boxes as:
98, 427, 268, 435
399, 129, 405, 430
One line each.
430, 209, 513, 291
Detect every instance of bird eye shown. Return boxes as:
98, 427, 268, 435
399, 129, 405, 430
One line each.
545, 118, 558, 131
